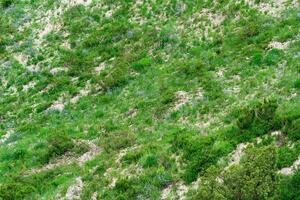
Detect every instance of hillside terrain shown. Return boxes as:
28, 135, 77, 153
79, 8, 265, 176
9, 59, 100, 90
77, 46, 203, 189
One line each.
0, 0, 300, 199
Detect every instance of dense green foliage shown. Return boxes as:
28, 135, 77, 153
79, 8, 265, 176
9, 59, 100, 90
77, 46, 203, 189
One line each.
194, 146, 278, 199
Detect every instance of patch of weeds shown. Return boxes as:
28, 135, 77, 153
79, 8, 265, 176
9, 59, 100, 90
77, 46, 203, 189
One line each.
240, 15, 262, 39
0, 180, 37, 200
1, 147, 28, 163
158, 24, 178, 49
177, 59, 205, 78
176, 58, 223, 100
153, 86, 176, 117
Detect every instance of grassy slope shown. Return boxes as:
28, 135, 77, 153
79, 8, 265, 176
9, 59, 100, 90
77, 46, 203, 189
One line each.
0, 0, 300, 199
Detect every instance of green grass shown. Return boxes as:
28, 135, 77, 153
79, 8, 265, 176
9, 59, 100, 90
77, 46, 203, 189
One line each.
0, 0, 300, 199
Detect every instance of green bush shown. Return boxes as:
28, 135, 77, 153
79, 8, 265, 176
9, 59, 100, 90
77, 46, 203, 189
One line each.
294, 79, 300, 89
0, 0, 14, 8
277, 146, 300, 169
285, 118, 300, 141
39, 133, 88, 164
264, 49, 282, 66
47, 133, 74, 158
279, 171, 300, 200
277, 101, 300, 141
194, 146, 278, 200
0, 181, 36, 200
0, 170, 63, 200
97, 61, 132, 92
172, 132, 233, 183
237, 99, 278, 136
251, 52, 264, 66
132, 57, 153, 72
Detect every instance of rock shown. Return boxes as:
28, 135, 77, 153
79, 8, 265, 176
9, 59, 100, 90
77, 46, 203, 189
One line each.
66, 177, 83, 200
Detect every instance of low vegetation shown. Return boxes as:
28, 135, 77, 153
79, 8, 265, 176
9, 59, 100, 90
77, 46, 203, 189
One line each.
0, 0, 299, 199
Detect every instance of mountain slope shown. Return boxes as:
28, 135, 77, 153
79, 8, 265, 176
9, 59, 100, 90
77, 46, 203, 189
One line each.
0, 0, 300, 199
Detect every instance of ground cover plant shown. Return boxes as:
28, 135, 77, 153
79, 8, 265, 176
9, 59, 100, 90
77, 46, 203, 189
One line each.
0, 0, 300, 199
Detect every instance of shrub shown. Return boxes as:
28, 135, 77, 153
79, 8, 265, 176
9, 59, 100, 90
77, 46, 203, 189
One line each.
0, 0, 14, 8
251, 52, 264, 65
284, 119, 300, 141
264, 49, 282, 66
277, 146, 300, 169
194, 146, 278, 200
177, 59, 205, 78
277, 101, 300, 141
47, 133, 74, 157
0, 181, 36, 200
294, 79, 300, 89
41, 133, 81, 163
237, 99, 278, 136
132, 57, 153, 72
0, 170, 62, 199
172, 132, 233, 183
279, 171, 300, 200
154, 88, 175, 117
